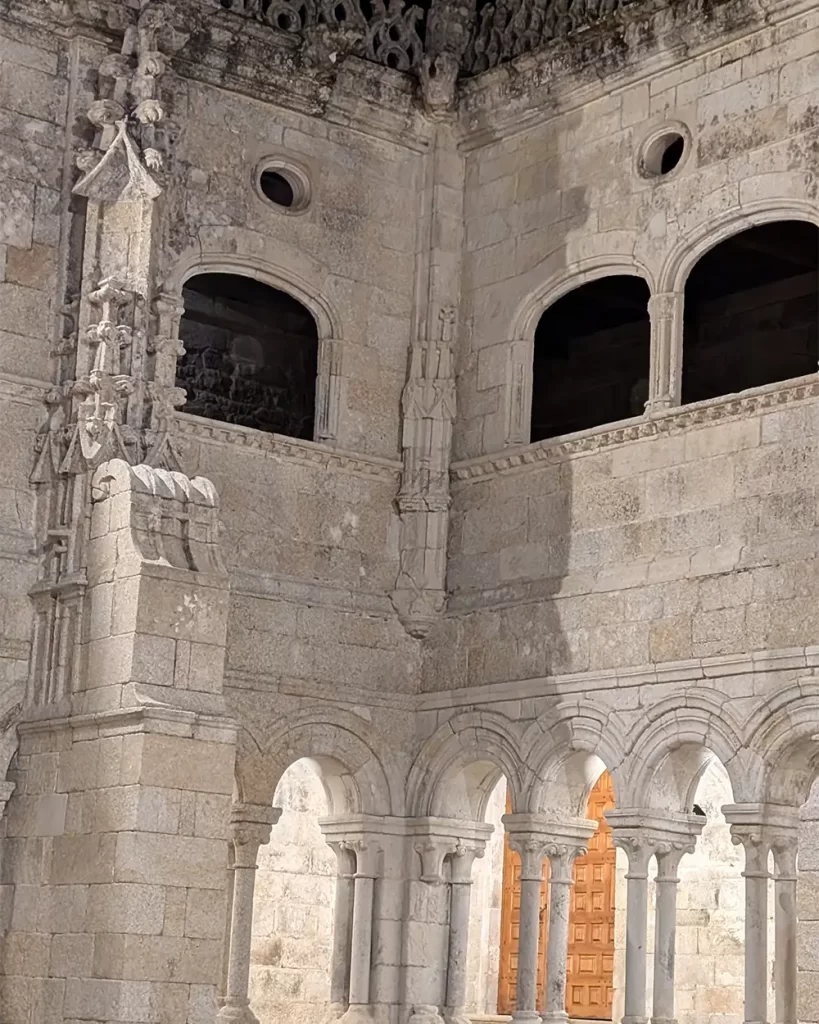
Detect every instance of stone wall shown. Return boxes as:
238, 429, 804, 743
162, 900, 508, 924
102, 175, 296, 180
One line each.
455, 1, 819, 458
251, 759, 336, 1024
798, 779, 819, 1024
433, 396, 819, 692
0, 18, 69, 745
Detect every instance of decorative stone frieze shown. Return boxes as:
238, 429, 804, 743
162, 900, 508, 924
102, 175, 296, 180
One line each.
451, 375, 819, 483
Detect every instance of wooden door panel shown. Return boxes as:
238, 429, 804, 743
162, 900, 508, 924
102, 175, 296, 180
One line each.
498, 772, 616, 1021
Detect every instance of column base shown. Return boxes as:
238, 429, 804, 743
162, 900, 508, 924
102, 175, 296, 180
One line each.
621, 1017, 649, 1024
443, 1007, 472, 1024
339, 1005, 376, 1024
542, 1013, 569, 1024
217, 1002, 260, 1024
323, 1004, 348, 1023
650, 1018, 677, 1024
511, 1012, 543, 1024
411, 1006, 445, 1024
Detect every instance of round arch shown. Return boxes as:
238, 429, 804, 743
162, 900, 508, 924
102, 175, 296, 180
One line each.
167, 250, 342, 341
522, 699, 628, 816
659, 199, 819, 295
744, 684, 819, 806
619, 690, 746, 809
511, 255, 656, 343
407, 711, 526, 820
235, 706, 395, 814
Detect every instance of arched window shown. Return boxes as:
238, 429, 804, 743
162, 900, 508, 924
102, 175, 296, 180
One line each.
682, 220, 819, 404
530, 276, 651, 442
176, 273, 319, 440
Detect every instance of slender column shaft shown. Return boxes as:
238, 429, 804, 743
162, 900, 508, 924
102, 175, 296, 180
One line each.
773, 840, 798, 1024
517, 873, 543, 1018
445, 879, 472, 1011
651, 848, 687, 1024
329, 857, 356, 1009
543, 849, 580, 1024
647, 292, 683, 410
219, 807, 278, 1024
735, 833, 770, 1024
505, 840, 548, 1024
348, 844, 377, 1007
622, 844, 653, 1024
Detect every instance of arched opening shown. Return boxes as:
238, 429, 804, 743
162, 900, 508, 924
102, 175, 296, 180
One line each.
530, 276, 651, 442
682, 220, 819, 404
250, 758, 335, 1024
176, 272, 319, 439
496, 770, 617, 1020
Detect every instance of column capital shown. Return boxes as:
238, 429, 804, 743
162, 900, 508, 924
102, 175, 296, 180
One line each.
407, 816, 493, 883
229, 803, 281, 867
449, 839, 486, 884
503, 814, 596, 880
647, 290, 683, 319
607, 808, 704, 877
723, 802, 800, 875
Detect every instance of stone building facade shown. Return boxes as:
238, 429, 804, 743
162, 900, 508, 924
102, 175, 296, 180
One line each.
1, 1, 819, 1024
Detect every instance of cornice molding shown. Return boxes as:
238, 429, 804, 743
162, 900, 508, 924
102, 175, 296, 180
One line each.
173, 412, 402, 481
417, 646, 819, 710
451, 375, 819, 484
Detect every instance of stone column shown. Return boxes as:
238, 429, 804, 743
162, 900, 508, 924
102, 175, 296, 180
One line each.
444, 841, 485, 1024
347, 840, 380, 1016
726, 819, 771, 1024
651, 843, 694, 1024
647, 291, 683, 411
507, 836, 548, 1024
619, 839, 654, 1024
771, 833, 798, 1024
503, 814, 595, 1024
218, 804, 281, 1024
324, 839, 358, 1018
543, 837, 592, 1024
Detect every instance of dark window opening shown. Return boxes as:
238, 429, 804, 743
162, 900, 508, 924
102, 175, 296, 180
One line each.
530, 276, 651, 442
682, 221, 819, 405
177, 273, 318, 440
260, 170, 295, 208
660, 134, 685, 174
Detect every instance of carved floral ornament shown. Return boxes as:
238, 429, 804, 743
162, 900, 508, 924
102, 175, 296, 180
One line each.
215, 0, 646, 110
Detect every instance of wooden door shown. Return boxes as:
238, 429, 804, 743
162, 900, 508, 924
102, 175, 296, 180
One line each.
497, 773, 616, 1020
497, 794, 549, 1015
566, 772, 616, 1020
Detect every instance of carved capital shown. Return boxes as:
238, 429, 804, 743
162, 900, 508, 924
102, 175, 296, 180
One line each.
415, 837, 456, 884
229, 804, 282, 868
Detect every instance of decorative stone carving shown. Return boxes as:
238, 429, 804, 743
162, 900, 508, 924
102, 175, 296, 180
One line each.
419, 0, 475, 116
392, 307, 457, 637
217, 0, 641, 82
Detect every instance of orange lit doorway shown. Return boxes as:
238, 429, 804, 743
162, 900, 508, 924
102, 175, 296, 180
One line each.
497, 772, 616, 1020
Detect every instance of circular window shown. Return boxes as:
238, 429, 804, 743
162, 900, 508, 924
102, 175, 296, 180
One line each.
255, 161, 311, 213
639, 128, 688, 179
